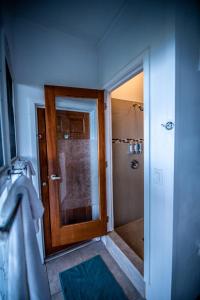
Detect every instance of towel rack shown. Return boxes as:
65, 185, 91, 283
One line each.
7, 164, 27, 180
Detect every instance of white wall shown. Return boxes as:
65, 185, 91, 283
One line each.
12, 17, 98, 88
98, 1, 175, 299
172, 2, 200, 299
14, 84, 45, 259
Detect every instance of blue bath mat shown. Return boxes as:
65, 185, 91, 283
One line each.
59, 255, 128, 300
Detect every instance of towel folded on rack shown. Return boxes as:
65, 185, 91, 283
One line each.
0, 175, 43, 231
0, 175, 50, 300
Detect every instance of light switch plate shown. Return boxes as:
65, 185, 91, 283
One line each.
153, 168, 163, 185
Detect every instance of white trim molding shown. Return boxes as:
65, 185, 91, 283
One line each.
102, 49, 150, 294
102, 234, 145, 297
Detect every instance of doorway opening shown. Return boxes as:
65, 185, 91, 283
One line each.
110, 71, 144, 273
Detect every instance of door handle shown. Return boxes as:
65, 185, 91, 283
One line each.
50, 174, 61, 181
161, 121, 175, 130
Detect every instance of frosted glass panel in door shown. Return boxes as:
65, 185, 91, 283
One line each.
56, 97, 99, 226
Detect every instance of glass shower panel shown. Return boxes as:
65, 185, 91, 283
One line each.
55, 97, 99, 226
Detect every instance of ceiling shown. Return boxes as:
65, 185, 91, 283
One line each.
111, 72, 144, 103
9, 0, 126, 44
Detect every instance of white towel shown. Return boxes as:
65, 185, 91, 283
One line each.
0, 175, 50, 300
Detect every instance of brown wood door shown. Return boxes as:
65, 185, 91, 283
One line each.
43, 85, 107, 250
37, 108, 92, 255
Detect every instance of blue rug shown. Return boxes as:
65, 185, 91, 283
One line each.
59, 255, 128, 300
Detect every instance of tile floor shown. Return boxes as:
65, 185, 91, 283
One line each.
46, 240, 144, 300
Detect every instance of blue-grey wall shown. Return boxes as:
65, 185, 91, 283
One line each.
172, 2, 200, 299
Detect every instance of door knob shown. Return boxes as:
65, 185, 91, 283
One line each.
50, 174, 61, 180
161, 121, 174, 130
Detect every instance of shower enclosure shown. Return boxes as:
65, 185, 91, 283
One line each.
112, 97, 144, 260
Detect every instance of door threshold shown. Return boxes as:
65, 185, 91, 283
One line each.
101, 232, 145, 298
45, 237, 100, 263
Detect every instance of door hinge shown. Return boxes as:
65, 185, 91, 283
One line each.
104, 102, 107, 110
106, 216, 109, 223
105, 161, 108, 168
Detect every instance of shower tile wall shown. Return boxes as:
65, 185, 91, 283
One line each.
112, 99, 144, 227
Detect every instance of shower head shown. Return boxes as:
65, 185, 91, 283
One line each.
132, 103, 144, 111
139, 105, 144, 111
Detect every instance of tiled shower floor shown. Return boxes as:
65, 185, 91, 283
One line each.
45, 240, 144, 300
115, 218, 144, 260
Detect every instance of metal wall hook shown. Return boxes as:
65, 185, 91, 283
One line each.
161, 121, 175, 130
7, 169, 23, 179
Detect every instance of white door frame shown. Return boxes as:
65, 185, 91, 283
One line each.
103, 50, 150, 286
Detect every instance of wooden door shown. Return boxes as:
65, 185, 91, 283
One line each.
37, 108, 92, 255
43, 85, 107, 250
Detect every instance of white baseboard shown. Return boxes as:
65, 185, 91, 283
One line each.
101, 234, 145, 298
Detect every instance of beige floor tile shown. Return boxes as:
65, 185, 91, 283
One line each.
46, 241, 144, 300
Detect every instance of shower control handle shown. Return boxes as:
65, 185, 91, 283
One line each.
50, 174, 61, 181
131, 159, 139, 170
